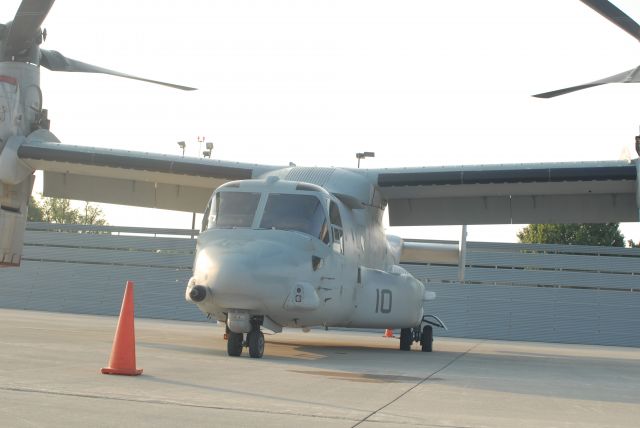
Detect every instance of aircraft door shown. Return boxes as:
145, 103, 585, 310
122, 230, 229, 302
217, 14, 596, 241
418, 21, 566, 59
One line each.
329, 200, 344, 256
321, 200, 349, 320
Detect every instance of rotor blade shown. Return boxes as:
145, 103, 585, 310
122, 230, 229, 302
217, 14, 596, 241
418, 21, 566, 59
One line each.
533, 66, 640, 98
40, 49, 196, 91
4, 0, 55, 56
580, 0, 640, 43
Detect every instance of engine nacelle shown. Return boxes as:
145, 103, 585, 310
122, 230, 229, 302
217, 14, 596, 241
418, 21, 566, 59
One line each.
348, 266, 424, 329
387, 226, 467, 281
400, 241, 459, 264
0, 175, 32, 267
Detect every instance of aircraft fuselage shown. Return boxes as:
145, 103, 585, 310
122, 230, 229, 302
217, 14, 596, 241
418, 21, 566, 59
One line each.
186, 176, 426, 336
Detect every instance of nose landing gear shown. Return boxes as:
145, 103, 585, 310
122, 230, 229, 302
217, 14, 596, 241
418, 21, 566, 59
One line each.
225, 318, 265, 358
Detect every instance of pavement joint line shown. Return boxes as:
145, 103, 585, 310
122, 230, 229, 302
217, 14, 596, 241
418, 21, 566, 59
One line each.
351, 341, 485, 428
353, 419, 475, 428
0, 386, 361, 423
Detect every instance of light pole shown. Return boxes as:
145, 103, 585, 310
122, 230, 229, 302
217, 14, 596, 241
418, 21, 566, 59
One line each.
197, 136, 205, 157
178, 139, 196, 236
356, 151, 375, 168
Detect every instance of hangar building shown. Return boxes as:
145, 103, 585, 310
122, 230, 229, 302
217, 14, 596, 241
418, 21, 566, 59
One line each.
1, 222, 638, 347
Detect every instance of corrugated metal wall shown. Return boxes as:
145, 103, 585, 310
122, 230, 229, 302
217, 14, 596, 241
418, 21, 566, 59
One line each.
1, 223, 639, 347
406, 241, 640, 347
0, 223, 202, 321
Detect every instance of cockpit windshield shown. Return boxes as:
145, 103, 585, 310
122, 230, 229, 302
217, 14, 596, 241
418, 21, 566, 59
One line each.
260, 193, 329, 243
206, 191, 260, 229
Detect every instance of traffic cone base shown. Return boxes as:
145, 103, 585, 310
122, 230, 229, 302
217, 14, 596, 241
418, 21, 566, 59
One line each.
102, 281, 143, 376
101, 367, 143, 376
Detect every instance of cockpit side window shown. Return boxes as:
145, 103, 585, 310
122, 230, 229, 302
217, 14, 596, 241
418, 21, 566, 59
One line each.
201, 196, 213, 231
329, 201, 344, 254
260, 193, 328, 241
329, 201, 342, 227
208, 191, 260, 229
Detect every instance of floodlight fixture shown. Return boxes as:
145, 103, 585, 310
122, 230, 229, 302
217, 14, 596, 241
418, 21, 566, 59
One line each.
356, 151, 375, 168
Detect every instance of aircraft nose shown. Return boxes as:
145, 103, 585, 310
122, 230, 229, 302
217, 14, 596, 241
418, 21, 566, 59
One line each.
194, 250, 263, 309
190, 237, 317, 312
211, 252, 254, 290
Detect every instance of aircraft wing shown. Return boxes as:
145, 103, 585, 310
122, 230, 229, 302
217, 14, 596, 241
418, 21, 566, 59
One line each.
17, 140, 282, 213
14, 138, 640, 224
363, 160, 640, 226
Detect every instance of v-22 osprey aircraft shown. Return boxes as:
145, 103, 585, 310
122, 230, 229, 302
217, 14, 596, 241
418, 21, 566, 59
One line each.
0, 0, 639, 358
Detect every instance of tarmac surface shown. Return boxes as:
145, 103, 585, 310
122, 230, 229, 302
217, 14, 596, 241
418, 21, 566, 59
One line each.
1, 309, 639, 427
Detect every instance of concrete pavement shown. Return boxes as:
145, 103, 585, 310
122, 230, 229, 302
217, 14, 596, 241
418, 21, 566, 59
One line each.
1, 309, 639, 427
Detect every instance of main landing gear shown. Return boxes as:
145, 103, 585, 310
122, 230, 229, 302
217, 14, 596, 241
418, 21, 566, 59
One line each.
398, 315, 446, 352
226, 320, 265, 358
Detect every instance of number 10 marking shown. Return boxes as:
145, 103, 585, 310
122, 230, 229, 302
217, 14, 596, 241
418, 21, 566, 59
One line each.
375, 289, 392, 314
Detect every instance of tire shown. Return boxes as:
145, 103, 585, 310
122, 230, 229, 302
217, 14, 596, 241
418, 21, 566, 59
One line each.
248, 329, 265, 359
421, 325, 433, 352
399, 328, 412, 351
227, 331, 243, 357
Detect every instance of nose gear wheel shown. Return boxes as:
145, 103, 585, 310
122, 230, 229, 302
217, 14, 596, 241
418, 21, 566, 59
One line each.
248, 329, 265, 358
227, 331, 243, 357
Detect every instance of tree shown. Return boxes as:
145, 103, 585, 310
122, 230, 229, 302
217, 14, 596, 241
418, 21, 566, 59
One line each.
27, 195, 108, 226
517, 223, 624, 247
40, 197, 79, 224
27, 196, 44, 222
79, 202, 108, 226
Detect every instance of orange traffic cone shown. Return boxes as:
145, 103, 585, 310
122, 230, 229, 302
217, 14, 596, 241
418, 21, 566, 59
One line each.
101, 281, 143, 376
383, 329, 394, 338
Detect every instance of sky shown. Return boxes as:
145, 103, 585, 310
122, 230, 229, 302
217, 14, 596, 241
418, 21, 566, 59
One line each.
6, 0, 640, 243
